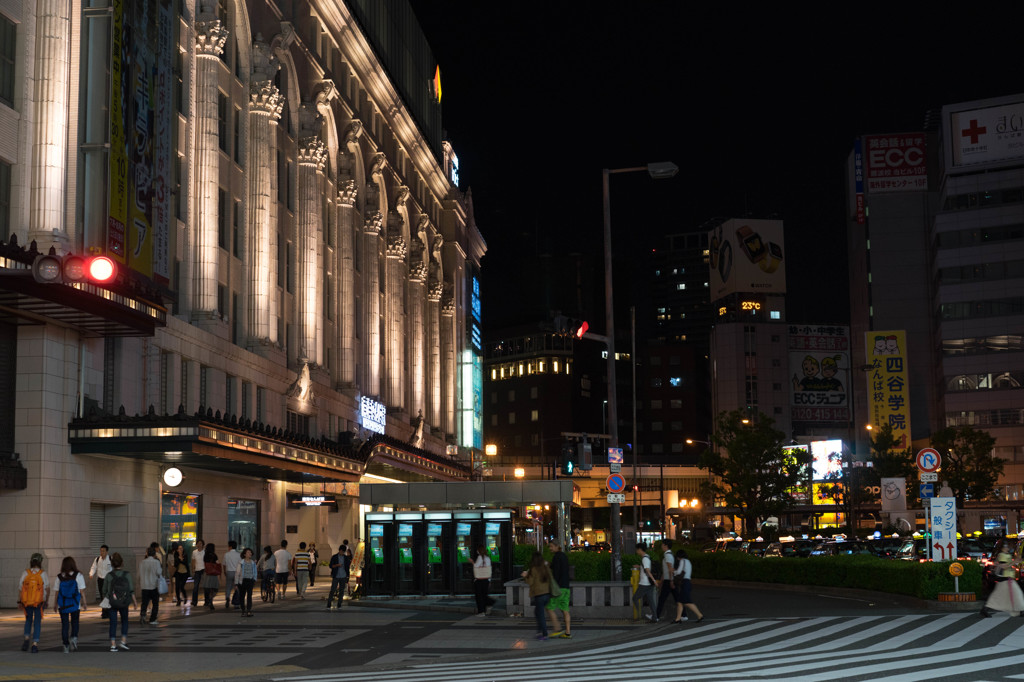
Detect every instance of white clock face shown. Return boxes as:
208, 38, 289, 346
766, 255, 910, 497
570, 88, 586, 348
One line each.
163, 467, 183, 487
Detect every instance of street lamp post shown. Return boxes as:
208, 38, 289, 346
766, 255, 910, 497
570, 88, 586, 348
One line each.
603, 162, 678, 582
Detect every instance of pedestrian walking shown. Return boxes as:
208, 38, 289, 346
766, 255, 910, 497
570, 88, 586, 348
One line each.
138, 546, 162, 625
982, 540, 1023, 617
53, 556, 87, 653
470, 545, 495, 616
292, 542, 311, 599
632, 543, 658, 622
89, 544, 112, 603
521, 551, 553, 640
235, 548, 258, 616
342, 539, 353, 594
172, 544, 190, 605
223, 540, 241, 609
672, 549, 704, 624
326, 545, 349, 609
655, 540, 676, 620
190, 539, 206, 607
308, 543, 319, 587
202, 543, 222, 609
273, 540, 292, 600
258, 545, 276, 602
103, 552, 135, 651
546, 540, 571, 638
17, 553, 49, 653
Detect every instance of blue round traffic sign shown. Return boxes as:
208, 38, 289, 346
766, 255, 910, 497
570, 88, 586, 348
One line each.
606, 473, 626, 493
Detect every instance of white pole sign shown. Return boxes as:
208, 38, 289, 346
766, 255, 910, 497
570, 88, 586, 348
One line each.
930, 497, 957, 561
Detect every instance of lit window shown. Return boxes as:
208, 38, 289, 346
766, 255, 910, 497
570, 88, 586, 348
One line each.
670, 377, 682, 387
553, 360, 559, 373
770, 311, 781, 320
490, 369, 496, 380
676, 283, 686, 290
531, 410, 539, 422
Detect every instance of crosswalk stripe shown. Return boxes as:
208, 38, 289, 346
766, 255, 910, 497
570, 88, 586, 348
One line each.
271, 614, 1024, 682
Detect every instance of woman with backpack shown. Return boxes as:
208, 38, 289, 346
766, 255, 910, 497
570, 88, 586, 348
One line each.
202, 543, 222, 609
671, 549, 705, 624
53, 556, 87, 653
103, 552, 135, 651
520, 551, 553, 640
17, 553, 49, 653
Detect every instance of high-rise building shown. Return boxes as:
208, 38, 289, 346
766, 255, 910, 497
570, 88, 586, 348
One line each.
846, 92, 1024, 505
0, 0, 483, 601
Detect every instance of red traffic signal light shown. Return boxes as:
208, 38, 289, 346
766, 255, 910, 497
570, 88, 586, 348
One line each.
575, 321, 589, 339
31, 253, 118, 285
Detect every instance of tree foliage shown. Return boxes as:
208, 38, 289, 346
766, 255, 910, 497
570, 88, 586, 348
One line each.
930, 425, 1001, 506
869, 423, 916, 481
699, 410, 811, 535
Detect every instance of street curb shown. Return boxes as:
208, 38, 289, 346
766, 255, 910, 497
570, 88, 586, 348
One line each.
692, 578, 981, 611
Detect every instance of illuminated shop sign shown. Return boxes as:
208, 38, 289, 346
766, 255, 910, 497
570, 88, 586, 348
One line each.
360, 396, 387, 434
286, 492, 338, 510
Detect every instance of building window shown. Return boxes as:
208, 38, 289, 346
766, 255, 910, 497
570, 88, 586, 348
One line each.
241, 381, 250, 420
199, 365, 210, 407
650, 400, 663, 409
233, 106, 241, 163
508, 412, 516, 425
287, 410, 310, 436
651, 378, 662, 387
217, 284, 227, 318
256, 386, 265, 422
217, 92, 228, 152
218, 189, 228, 249
225, 374, 234, 415
490, 391, 497, 404
530, 410, 539, 422
286, 242, 295, 293
0, 16, 14, 108
530, 386, 538, 399
490, 414, 497, 426
652, 422, 663, 431
0, 159, 9, 240
233, 199, 241, 256
507, 390, 515, 402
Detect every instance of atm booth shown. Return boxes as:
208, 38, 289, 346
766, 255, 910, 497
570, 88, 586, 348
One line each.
364, 510, 513, 597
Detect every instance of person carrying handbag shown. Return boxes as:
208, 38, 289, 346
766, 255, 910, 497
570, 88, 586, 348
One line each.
521, 551, 553, 640
201, 544, 222, 610
469, 546, 495, 616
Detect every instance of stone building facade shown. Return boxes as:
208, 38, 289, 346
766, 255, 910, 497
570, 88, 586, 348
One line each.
0, 0, 484, 602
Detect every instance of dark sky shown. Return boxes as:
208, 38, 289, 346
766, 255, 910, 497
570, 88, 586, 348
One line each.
411, 3, 1022, 330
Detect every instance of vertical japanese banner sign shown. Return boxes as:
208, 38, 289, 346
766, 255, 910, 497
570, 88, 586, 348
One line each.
128, 0, 155, 277
152, 0, 173, 284
930, 497, 957, 561
865, 330, 912, 449
107, 0, 128, 262
853, 139, 865, 224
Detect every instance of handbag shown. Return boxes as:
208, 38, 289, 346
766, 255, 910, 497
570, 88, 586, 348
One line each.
550, 578, 562, 598
157, 575, 169, 595
99, 597, 111, 609
205, 561, 222, 576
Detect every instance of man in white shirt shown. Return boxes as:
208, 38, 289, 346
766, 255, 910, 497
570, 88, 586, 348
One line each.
88, 545, 112, 600
190, 539, 206, 607
632, 543, 658, 622
656, 540, 679, 621
222, 540, 241, 608
273, 540, 292, 600
139, 547, 162, 625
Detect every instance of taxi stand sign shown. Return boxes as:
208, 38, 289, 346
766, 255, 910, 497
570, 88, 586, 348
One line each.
930, 497, 957, 561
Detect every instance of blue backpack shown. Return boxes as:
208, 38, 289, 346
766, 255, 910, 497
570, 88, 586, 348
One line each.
57, 573, 81, 612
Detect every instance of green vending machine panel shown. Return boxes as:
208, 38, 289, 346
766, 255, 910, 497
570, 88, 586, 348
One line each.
370, 524, 384, 564
427, 523, 443, 564
398, 523, 414, 564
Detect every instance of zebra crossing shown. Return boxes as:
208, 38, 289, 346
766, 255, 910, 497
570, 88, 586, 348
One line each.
272, 613, 1024, 681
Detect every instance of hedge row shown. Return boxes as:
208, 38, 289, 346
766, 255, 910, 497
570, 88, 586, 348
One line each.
512, 544, 981, 600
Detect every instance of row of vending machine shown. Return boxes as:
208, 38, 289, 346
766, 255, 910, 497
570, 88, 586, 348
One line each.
363, 509, 514, 596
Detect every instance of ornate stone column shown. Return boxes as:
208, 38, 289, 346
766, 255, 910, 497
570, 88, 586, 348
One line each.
296, 103, 326, 365
441, 284, 456, 437
362, 210, 383, 397
192, 3, 227, 316
247, 37, 283, 344
407, 216, 428, 422
426, 237, 443, 429
337, 180, 357, 386
384, 207, 407, 410
27, 0, 71, 249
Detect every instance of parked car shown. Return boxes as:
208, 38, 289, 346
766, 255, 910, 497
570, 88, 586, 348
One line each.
763, 539, 814, 558
895, 538, 929, 561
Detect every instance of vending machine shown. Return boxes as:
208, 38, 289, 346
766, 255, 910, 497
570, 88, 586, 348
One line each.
367, 522, 389, 594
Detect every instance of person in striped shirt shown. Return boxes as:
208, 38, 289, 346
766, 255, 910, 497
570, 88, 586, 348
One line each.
291, 543, 312, 599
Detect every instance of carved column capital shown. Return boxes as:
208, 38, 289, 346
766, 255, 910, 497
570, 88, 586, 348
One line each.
196, 3, 227, 57
363, 211, 383, 235
338, 180, 357, 207
298, 136, 327, 170
386, 234, 407, 260
250, 81, 283, 119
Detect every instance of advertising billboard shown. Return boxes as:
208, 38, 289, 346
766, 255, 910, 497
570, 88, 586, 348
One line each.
949, 100, 1024, 169
708, 218, 786, 302
865, 330, 911, 449
810, 439, 843, 481
789, 325, 850, 423
864, 133, 927, 193
782, 444, 810, 503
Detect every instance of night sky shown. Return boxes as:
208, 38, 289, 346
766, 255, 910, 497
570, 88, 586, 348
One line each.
411, 3, 1022, 331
